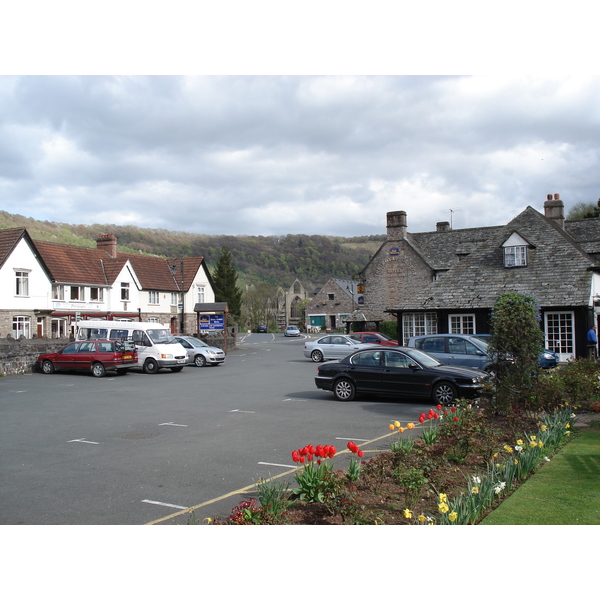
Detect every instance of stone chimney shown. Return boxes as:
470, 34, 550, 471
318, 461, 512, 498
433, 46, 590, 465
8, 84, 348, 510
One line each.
544, 193, 565, 229
387, 210, 407, 241
436, 221, 451, 233
97, 234, 117, 258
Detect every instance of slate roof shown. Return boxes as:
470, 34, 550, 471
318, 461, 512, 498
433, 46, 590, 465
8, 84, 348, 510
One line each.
396, 206, 599, 311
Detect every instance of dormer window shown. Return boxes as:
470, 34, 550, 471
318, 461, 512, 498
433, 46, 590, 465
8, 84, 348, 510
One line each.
502, 232, 530, 268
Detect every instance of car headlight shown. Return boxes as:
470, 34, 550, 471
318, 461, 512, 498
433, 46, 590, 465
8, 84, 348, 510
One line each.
161, 353, 173, 359
543, 352, 554, 359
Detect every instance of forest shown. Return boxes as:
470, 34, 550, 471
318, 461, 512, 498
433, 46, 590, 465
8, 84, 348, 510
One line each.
0, 210, 385, 292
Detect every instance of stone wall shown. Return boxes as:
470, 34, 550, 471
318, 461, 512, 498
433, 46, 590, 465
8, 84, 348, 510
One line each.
0, 337, 72, 376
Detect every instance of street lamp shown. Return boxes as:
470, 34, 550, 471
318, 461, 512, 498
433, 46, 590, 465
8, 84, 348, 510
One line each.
170, 259, 184, 334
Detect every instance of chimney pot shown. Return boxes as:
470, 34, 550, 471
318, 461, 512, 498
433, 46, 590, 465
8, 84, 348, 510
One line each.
547, 194, 553, 200
554, 193, 560, 200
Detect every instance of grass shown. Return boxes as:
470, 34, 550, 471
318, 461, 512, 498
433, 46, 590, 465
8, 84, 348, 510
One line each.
481, 426, 600, 525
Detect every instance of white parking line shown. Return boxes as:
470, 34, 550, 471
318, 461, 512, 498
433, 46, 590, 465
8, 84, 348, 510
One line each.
229, 409, 256, 414
335, 437, 370, 442
158, 422, 188, 427
258, 462, 296, 469
142, 499, 188, 510
67, 438, 99, 444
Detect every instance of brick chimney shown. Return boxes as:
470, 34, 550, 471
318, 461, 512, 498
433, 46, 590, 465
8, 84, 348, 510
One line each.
544, 193, 565, 229
97, 234, 117, 258
436, 221, 451, 233
387, 211, 407, 241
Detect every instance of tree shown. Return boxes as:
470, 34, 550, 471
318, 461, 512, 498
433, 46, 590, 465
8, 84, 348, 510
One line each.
212, 246, 243, 322
567, 201, 599, 220
489, 293, 544, 414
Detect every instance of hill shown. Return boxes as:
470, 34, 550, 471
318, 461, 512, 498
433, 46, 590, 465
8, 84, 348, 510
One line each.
0, 211, 384, 291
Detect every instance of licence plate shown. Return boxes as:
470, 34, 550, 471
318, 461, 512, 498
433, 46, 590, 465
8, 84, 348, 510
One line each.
123, 354, 132, 360
177, 359, 186, 364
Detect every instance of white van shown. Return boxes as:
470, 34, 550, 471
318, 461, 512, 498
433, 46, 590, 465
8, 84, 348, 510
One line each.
76, 320, 188, 374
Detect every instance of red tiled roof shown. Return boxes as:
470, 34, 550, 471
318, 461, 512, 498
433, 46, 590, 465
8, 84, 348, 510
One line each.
0, 228, 27, 266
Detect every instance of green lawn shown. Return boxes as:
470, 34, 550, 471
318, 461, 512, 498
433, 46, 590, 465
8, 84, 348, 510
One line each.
481, 427, 600, 525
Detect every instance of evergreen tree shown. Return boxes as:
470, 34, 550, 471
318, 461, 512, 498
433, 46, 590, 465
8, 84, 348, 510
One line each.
212, 246, 243, 322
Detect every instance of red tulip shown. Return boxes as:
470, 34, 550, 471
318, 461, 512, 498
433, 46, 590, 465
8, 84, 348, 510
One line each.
358, 450, 364, 458
419, 415, 425, 423
453, 416, 459, 422
437, 404, 442, 410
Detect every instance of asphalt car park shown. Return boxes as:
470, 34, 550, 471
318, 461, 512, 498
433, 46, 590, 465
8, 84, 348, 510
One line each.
1, 332, 449, 525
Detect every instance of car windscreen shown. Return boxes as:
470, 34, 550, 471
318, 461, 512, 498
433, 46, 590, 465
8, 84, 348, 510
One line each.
147, 329, 179, 344
404, 348, 443, 367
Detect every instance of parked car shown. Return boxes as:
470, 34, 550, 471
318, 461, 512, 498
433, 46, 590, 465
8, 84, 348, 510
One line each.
407, 334, 491, 370
408, 333, 559, 370
284, 325, 300, 337
36, 339, 138, 377
256, 324, 268, 333
303, 334, 375, 362
347, 331, 398, 346
174, 335, 226, 367
315, 346, 488, 404
472, 334, 559, 369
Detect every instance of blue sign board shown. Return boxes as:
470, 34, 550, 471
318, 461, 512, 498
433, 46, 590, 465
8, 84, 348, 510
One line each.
199, 314, 225, 330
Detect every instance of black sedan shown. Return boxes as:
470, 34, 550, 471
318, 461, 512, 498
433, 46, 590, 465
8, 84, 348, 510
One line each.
315, 347, 488, 404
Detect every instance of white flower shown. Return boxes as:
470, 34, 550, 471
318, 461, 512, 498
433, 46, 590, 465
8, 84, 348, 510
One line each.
472, 476, 481, 484
514, 445, 523, 452
544, 456, 551, 462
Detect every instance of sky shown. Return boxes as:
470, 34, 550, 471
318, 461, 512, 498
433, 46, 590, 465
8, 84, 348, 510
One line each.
1, 4, 599, 240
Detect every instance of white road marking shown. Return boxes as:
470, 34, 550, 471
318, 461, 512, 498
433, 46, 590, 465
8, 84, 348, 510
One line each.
229, 409, 256, 414
283, 398, 307, 402
158, 422, 188, 427
142, 499, 188, 510
336, 437, 370, 442
258, 462, 296, 469
67, 438, 99, 444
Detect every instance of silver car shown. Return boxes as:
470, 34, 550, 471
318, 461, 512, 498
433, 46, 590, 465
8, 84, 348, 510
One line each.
174, 335, 226, 367
303, 334, 374, 362
284, 325, 300, 337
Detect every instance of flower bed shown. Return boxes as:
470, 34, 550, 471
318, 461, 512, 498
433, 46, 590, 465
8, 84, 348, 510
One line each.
200, 401, 576, 525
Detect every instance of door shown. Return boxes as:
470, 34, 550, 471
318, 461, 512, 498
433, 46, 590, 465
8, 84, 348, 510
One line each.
445, 336, 488, 369
54, 342, 80, 370
73, 341, 96, 370
545, 311, 575, 362
328, 335, 354, 359
345, 350, 384, 393
379, 350, 432, 398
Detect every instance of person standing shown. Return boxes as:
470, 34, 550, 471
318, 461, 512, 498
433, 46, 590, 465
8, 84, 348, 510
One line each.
587, 325, 598, 359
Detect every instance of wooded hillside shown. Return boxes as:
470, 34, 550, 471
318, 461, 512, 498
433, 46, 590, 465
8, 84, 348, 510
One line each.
0, 211, 384, 291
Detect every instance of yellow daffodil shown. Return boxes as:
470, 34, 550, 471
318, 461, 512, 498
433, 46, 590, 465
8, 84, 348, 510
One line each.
438, 502, 450, 514
530, 435, 536, 441
565, 423, 571, 429
516, 439, 524, 446
471, 486, 479, 494
394, 421, 401, 428
449, 511, 458, 522
514, 459, 519, 464
418, 514, 427, 524
541, 425, 547, 432
439, 493, 447, 503
504, 445, 513, 453
403, 508, 413, 519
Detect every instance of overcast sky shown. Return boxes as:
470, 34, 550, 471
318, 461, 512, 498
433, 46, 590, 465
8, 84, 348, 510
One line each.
2, 6, 599, 238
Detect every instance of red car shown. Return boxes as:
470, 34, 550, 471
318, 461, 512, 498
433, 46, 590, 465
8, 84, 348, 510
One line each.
347, 332, 398, 346
36, 339, 138, 378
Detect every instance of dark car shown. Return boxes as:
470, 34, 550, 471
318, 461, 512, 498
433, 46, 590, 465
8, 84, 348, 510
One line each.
36, 339, 138, 377
256, 324, 268, 333
315, 346, 488, 404
471, 334, 559, 369
347, 331, 398, 346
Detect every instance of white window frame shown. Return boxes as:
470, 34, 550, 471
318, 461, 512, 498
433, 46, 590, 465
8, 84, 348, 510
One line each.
52, 284, 65, 300
15, 270, 30, 297
13, 316, 31, 338
170, 292, 178, 306
70, 286, 84, 301
544, 311, 575, 361
121, 282, 130, 301
403, 312, 438, 345
90, 287, 104, 302
51, 317, 68, 338
197, 286, 205, 304
504, 245, 527, 267
148, 290, 160, 304
449, 314, 475, 335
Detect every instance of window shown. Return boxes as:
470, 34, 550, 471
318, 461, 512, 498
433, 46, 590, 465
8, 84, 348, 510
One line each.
328, 293, 335, 301
504, 246, 527, 267
502, 232, 529, 267
121, 282, 130, 301
149, 290, 160, 304
90, 287, 104, 302
15, 271, 29, 296
70, 286, 84, 301
170, 293, 178, 306
52, 285, 64, 300
51, 318, 68, 338
12, 316, 31, 338
197, 286, 205, 303
403, 312, 438, 345
545, 312, 574, 359
449, 314, 475, 335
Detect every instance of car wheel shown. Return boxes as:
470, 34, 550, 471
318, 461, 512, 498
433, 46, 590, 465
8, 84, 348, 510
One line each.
333, 378, 356, 401
194, 354, 206, 367
143, 358, 159, 374
91, 362, 106, 378
170, 366, 184, 372
432, 381, 457, 405
42, 360, 55, 374
311, 349, 324, 362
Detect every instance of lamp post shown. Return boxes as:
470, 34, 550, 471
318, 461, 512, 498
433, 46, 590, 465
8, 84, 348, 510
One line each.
170, 259, 184, 334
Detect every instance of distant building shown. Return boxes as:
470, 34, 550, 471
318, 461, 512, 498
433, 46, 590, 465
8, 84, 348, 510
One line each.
276, 278, 310, 329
